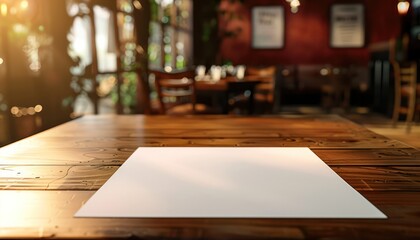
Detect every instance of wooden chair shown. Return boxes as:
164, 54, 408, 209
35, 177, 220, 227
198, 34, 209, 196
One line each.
246, 66, 277, 113
228, 66, 277, 114
151, 70, 212, 115
391, 61, 420, 131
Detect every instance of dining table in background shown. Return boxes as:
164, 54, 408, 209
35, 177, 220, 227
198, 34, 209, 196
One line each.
0, 114, 420, 239
195, 76, 262, 114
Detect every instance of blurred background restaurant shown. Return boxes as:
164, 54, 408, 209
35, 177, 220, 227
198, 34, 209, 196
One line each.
0, 0, 419, 146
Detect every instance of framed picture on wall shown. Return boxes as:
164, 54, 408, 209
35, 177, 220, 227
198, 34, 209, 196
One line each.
252, 6, 285, 49
330, 4, 365, 48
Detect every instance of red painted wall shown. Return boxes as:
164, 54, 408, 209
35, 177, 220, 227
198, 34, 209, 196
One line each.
220, 0, 401, 66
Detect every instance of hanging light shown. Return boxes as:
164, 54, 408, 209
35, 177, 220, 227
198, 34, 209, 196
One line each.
290, 0, 300, 8
286, 0, 300, 13
398, 0, 410, 15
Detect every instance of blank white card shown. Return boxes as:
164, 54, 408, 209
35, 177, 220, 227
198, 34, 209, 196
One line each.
75, 147, 386, 219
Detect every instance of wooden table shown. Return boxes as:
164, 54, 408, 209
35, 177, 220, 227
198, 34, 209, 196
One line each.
195, 77, 262, 114
1, 115, 420, 239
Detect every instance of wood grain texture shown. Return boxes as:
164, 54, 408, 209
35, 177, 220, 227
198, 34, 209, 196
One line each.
0, 115, 419, 239
2, 165, 420, 191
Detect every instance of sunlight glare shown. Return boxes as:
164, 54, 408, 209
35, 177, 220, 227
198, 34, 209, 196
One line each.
20, 0, 29, 10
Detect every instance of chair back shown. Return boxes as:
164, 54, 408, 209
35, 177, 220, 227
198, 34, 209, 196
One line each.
393, 62, 417, 96
150, 70, 196, 114
246, 66, 277, 103
391, 61, 418, 130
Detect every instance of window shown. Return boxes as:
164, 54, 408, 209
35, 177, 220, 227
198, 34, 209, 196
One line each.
149, 0, 192, 72
66, 0, 141, 116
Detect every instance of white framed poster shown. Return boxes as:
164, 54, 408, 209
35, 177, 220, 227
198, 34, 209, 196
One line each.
330, 4, 365, 48
252, 6, 284, 49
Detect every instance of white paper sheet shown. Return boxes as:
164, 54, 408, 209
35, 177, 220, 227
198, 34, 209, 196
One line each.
75, 147, 386, 219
